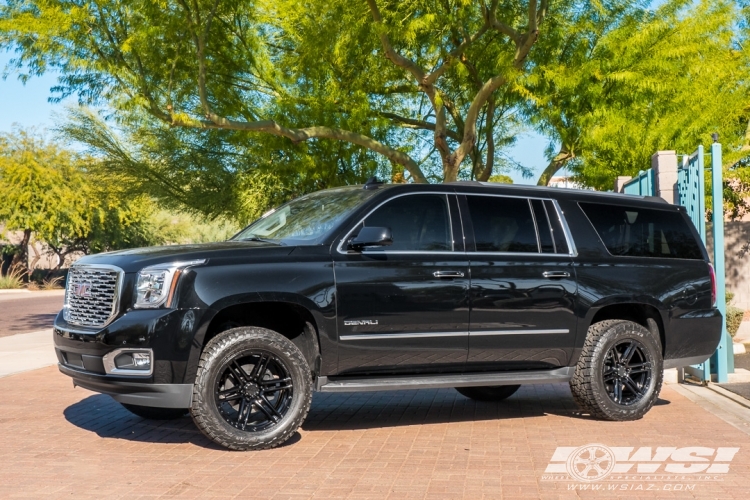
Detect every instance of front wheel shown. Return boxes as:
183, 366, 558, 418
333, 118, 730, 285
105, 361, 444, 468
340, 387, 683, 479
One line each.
569, 319, 663, 421
190, 327, 313, 451
456, 385, 520, 401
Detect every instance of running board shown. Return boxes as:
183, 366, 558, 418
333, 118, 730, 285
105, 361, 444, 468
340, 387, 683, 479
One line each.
315, 367, 574, 393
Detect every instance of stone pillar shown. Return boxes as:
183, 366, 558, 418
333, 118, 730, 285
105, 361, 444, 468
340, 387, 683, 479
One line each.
651, 150, 679, 203
614, 176, 632, 193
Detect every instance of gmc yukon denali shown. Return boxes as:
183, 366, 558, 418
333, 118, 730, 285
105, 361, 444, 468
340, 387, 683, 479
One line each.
54, 180, 723, 450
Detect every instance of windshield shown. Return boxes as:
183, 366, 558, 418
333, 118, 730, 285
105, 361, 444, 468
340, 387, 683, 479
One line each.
232, 187, 378, 245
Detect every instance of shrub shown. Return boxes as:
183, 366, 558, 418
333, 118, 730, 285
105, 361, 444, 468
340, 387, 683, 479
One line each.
727, 306, 744, 337
0, 265, 26, 289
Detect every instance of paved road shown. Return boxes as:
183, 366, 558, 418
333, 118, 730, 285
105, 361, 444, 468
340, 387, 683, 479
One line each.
1, 369, 750, 499
0, 291, 64, 338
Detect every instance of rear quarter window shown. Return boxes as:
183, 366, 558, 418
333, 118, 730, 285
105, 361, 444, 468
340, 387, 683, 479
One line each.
578, 202, 703, 260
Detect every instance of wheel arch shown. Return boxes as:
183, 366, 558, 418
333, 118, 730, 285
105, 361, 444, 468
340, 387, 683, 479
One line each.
586, 300, 667, 355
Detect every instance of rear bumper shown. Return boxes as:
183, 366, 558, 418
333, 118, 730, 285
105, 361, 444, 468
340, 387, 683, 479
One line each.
59, 363, 192, 408
664, 307, 723, 367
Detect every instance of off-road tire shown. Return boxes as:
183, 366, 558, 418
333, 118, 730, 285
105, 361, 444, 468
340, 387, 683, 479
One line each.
455, 385, 521, 401
121, 403, 187, 420
190, 327, 313, 451
570, 319, 663, 421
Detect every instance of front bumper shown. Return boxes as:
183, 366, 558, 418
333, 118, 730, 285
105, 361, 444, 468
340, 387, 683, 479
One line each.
54, 306, 207, 408
58, 364, 193, 408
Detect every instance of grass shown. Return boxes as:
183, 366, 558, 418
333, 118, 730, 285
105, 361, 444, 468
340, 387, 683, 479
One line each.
0, 266, 27, 289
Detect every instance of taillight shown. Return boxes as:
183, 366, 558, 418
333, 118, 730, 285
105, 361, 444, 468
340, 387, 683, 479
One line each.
708, 263, 717, 306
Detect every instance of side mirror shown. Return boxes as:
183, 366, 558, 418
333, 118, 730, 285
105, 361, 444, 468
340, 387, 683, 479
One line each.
348, 226, 393, 250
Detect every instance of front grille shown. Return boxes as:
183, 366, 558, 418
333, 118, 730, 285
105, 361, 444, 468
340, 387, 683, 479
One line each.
63, 266, 122, 327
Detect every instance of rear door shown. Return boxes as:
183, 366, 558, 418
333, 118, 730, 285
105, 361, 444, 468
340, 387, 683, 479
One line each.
460, 194, 579, 371
333, 192, 470, 376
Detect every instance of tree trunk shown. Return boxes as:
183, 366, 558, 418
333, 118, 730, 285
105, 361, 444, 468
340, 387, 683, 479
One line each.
10, 229, 32, 276
537, 149, 573, 186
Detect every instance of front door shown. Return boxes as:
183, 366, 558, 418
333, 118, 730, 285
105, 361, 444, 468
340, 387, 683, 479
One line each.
460, 194, 578, 371
333, 193, 470, 376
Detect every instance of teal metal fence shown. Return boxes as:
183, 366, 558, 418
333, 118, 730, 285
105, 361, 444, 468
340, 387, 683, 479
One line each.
622, 169, 655, 196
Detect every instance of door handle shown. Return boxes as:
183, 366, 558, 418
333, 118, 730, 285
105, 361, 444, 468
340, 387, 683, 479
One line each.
433, 271, 465, 278
542, 271, 570, 279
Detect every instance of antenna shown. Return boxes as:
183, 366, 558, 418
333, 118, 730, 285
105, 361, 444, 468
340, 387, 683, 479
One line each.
363, 176, 384, 190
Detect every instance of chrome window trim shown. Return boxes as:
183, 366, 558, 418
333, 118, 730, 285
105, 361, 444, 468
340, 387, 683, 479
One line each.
64, 263, 124, 328
341, 331, 468, 340
336, 191, 455, 255
549, 199, 579, 257
527, 198, 542, 253
102, 348, 154, 377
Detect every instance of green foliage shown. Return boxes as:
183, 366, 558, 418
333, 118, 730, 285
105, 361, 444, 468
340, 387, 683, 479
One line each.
727, 306, 744, 337
487, 174, 514, 184
0, 265, 26, 289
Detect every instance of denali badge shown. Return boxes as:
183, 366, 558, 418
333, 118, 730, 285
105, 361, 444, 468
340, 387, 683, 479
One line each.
344, 319, 379, 326
72, 282, 92, 298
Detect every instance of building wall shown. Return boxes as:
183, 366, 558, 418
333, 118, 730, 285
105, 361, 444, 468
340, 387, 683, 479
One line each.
706, 222, 750, 310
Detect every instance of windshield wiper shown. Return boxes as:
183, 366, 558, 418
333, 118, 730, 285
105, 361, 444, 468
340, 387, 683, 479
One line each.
237, 236, 284, 245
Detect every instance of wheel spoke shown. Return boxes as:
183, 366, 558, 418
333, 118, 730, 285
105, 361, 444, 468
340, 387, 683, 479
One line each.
250, 354, 271, 381
621, 342, 637, 364
624, 376, 643, 396
236, 398, 252, 430
228, 361, 248, 384
218, 387, 242, 401
262, 379, 293, 394
255, 395, 282, 422
613, 382, 622, 404
603, 373, 616, 383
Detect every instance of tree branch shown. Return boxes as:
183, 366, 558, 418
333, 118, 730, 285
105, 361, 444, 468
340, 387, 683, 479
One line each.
379, 112, 460, 141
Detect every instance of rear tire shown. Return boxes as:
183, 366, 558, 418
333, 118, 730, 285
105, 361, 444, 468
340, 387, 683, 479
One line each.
190, 327, 313, 451
120, 403, 187, 420
570, 319, 663, 421
455, 385, 520, 401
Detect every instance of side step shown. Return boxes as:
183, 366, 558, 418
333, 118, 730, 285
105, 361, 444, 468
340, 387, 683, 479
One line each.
315, 367, 574, 393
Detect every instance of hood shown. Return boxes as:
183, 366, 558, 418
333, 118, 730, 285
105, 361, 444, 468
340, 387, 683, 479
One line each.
73, 241, 296, 273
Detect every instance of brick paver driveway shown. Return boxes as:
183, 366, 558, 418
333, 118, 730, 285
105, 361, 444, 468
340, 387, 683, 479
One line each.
2, 367, 750, 499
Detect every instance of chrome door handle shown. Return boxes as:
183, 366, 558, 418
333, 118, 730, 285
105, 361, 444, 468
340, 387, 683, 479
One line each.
433, 271, 465, 278
542, 271, 570, 279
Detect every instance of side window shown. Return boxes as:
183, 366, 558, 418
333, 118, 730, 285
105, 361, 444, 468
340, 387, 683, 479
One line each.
579, 202, 703, 259
363, 194, 452, 251
466, 196, 539, 253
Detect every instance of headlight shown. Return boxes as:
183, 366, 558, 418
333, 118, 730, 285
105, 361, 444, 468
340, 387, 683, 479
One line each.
134, 259, 206, 309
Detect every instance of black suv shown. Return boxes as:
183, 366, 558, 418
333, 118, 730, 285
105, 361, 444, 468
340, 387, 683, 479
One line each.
54, 181, 722, 450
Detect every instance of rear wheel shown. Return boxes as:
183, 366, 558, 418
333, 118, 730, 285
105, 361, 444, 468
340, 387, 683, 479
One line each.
570, 319, 663, 421
120, 403, 187, 420
190, 327, 313, 450
455, 385, 520, 401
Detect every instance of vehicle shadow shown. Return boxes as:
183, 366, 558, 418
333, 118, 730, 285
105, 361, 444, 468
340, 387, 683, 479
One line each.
63, 387, 670, 446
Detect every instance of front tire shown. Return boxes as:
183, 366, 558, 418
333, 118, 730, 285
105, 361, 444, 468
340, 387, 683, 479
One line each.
570, 319, 663, 421
190, 327, 313, 451
456, 385, 520, 401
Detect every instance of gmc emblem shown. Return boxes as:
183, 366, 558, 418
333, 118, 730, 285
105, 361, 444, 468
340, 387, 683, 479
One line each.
72, 282, 92, 298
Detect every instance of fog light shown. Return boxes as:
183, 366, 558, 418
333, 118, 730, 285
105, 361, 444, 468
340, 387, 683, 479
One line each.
104, 348, 154, 376
133, 352, 151, 368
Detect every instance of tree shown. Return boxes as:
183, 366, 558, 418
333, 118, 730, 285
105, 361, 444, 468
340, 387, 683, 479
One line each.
0, 0, 556, 190
525, 0, 750, 188
0, 127, 170, 272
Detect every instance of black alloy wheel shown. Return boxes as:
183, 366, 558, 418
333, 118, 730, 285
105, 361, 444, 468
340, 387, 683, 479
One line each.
191, 327, 313, 450
215, 351, 294, 432
602, 339, 652, 406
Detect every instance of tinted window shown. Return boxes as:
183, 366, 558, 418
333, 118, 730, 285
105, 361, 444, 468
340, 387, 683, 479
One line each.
579, 202, 703, 259
363, 194, 452, 251
466, 196, 539, 253
531, 199, 555, 253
